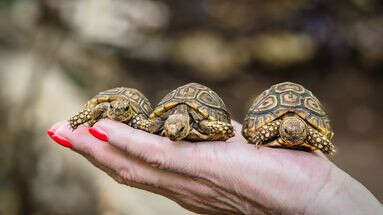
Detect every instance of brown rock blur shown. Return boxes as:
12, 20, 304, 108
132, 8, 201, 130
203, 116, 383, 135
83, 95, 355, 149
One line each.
0, 0, 382, 214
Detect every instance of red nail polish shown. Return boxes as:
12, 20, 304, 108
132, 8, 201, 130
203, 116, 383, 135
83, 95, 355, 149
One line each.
47, 130, 55, 137
89, 127, 108, 142
51, 135, 73, 148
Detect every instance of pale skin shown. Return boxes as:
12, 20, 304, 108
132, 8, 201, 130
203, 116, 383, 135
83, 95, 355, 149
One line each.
49, 119, 383, 215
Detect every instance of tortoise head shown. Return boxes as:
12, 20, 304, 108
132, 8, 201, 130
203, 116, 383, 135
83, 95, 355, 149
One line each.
107, 100, 135, 122
164, 114, 191, 141
279, 116, 307, 146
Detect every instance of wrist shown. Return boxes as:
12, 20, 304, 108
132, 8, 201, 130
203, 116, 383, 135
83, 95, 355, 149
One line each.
306, 165, 383, 215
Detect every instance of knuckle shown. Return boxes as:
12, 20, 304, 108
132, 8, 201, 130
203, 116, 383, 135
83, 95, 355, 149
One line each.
89, 145, 103, 158
117, 168, 136, 183
84, 144, 107, 161
145, 150, 169, 170
76, 141, 94, 156
135, 140, 172, 170
116, 168, 149, 186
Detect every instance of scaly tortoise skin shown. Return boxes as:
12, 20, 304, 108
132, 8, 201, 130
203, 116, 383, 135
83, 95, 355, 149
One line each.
242, 82, 335, 155
136, 83, 234, 141
69, 87, 153, 129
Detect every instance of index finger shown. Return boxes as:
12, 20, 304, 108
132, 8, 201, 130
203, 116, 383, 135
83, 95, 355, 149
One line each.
90, 119, 245, 178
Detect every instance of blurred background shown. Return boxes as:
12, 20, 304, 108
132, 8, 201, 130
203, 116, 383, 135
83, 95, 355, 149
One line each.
0, 0, 382, 214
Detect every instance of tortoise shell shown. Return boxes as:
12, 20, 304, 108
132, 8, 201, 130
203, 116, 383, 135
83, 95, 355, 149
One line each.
89, 87, 153, 117
244, 82, 333, 137
150, 83, 230, 123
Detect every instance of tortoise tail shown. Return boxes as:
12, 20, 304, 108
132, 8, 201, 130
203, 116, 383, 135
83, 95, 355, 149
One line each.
69, 109, 92, 129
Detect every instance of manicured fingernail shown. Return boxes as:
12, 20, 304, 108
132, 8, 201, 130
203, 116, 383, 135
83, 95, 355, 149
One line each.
47, 130, 55, 137
50, 134, 73, 148
89, 127, 108, 142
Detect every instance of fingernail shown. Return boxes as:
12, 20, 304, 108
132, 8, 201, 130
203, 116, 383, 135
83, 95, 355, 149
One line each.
47, 130, 55, 137
89, 127, 108, 142
50, 134, 73, 148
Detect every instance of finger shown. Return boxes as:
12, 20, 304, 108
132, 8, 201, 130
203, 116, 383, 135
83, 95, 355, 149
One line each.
50, 122, 232, 213
52, 122, 218, 194
91, 119, 247, 178
47, 120, 67, 136
52, 122, 181, 188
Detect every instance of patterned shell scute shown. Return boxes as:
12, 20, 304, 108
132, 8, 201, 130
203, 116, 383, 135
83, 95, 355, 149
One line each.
96, 87, 153, 117
246, 82, 332, 133
155, 83, 230, 122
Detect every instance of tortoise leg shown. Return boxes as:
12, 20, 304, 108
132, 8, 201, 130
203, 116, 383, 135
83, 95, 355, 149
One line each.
131, 114, 163, 134
188, 108, 205, 122
69, 109, 92, 129
246, 120, 282, 146
199, 120, 234, 141
87, 103, 110, 127
299, 142, 319, 153
306, 126, 336, 155
188, 128, 210, 141
264, 138, 318, 153
70, 94, 121, 129
87, 95, 119, 108
263, 137, 284, 147
69, 103, 109, 129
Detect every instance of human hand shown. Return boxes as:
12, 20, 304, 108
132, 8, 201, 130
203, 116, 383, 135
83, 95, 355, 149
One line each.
48, 120, 383, 215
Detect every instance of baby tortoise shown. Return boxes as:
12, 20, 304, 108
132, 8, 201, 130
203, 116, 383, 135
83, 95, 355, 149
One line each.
137, 83, 234, 141
242, 82, 335, 155
69, 87, 153, 129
